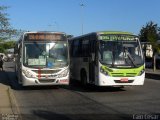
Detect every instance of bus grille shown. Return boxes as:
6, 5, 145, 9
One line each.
32, 70, 61, 74
114, 80, 134, 83
126, 73, 137, 77
111, 73, 137, 77
111, 73, 124, 77
38, 79, 56, 83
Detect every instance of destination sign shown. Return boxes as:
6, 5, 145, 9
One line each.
25, 33, 66, 41
99, 35, 137, 41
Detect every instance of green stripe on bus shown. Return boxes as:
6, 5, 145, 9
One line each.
101, 65, 144, 77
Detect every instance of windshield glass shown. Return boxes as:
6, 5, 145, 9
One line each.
99, 40, 144, 68
23, 41, 68, 68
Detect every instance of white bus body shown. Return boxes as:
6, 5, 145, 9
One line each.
15, 32, 69, 86
69, 31, 145, 86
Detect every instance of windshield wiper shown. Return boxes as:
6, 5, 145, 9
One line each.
124, 49, 137, 67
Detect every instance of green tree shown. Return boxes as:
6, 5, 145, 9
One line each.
0, 46, 5, 53
139, 21, 160, 70
0, 6, 16, 41
0, 5, 18, 53
139, 21, 160, 42
0, 41, 16, 53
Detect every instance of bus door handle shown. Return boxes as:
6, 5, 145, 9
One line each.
83, 58, 89, 62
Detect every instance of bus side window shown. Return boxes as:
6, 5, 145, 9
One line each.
72, 39, 80, 57
82, 38, 89, 57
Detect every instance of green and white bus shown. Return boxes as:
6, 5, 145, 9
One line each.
69, 31, 145, 86
15, 32, 69, 86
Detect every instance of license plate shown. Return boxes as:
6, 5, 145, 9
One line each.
120, 78, 128, 82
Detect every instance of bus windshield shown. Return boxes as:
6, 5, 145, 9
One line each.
23, 41, 68, 68
99, 40, 144, 68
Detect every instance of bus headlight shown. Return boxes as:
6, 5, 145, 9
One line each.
22, 70, 36, 78
100, 67, 109, 76
138, 69, 145, 76
58, 69, 68, 78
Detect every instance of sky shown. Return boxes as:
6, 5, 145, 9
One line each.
1, 0, 160, 37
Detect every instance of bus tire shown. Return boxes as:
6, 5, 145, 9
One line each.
81, 70, 87, 86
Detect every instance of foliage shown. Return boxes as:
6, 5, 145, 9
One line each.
0, 6, 16, 41
139, 21, 160, 53
0, 41, 16, 53
0, 46, 5, 53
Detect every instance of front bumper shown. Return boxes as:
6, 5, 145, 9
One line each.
22, 73, 69, 86
97, 72, 145, 86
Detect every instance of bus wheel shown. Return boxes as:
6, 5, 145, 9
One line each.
81, 71, 87, 86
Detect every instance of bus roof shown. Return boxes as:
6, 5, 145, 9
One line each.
97, 31, 134, 35
23, 31, 66, 35
69, 31, 136, 40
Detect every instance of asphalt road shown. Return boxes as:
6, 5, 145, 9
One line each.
3, 62, 160, 120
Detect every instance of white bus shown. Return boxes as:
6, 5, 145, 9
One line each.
15, 32, 69, 86
69, 31, 145, 86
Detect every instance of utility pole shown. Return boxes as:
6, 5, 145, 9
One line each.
80, 1, 84, 35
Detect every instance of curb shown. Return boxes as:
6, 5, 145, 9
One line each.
3, 65, 22, 120
7, 88, 22, 120
145, 73, 160, 80
145, 69, 160, 80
